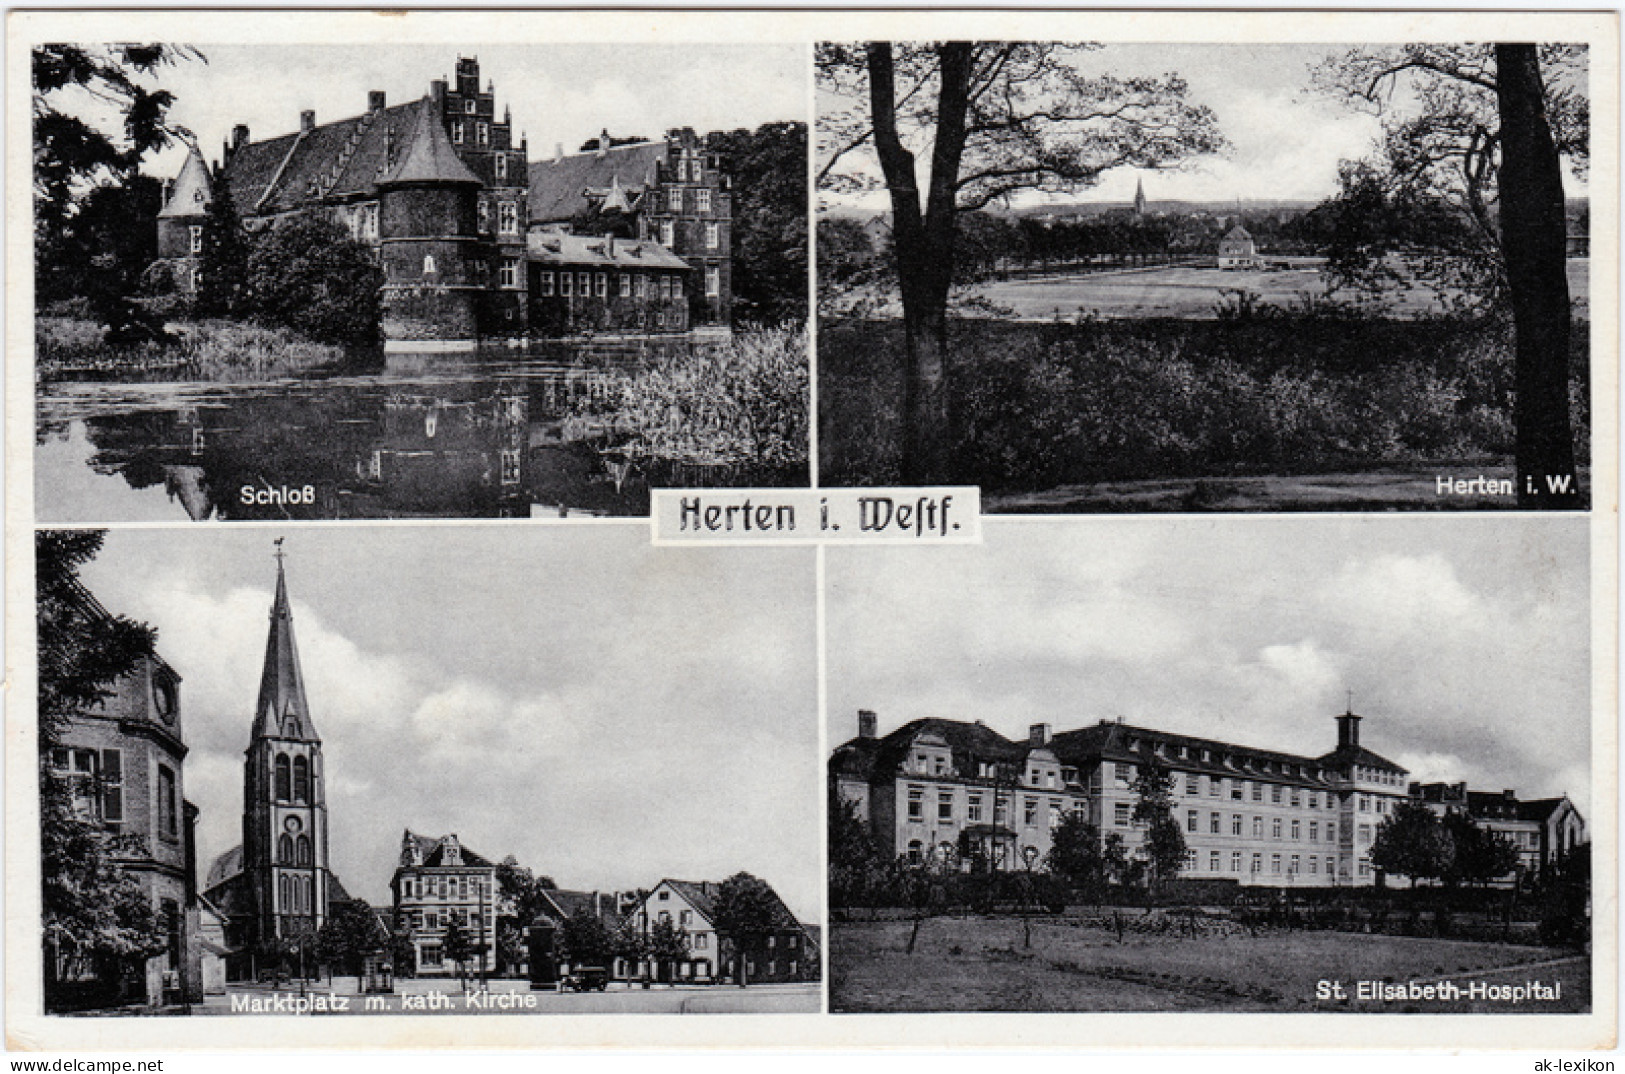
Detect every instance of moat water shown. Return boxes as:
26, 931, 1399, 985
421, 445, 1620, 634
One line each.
36, 344, 779, 522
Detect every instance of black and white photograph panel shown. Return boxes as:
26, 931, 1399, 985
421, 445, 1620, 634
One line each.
826, 517, 1592, 1013
35, 526, 821, 1016
817, 43, 1591, 511
34, 44, 809, 522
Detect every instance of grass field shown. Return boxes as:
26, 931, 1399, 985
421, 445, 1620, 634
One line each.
971, 258, 1591, 321
831, 917, 1590, 1013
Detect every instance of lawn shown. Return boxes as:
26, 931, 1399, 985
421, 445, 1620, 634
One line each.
831, 916, 1591, 1013
970, 258, 1591, 321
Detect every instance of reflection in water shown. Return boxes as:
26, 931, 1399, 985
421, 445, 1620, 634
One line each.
36, 349, 800, 521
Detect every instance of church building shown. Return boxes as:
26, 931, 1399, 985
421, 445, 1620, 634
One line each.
203, 545, 347, 979
155, 56, 733, 349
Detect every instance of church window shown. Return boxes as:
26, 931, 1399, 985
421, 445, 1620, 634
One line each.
696, 188, 711, 213
595, 273, 608, 298
495, 154, 508, 182
619, 274, 631, 298
499, 259, 519, 289
705, 222, 719, 250
293, 756, 310, 802
296, 835, 312, 866
669, 188, 682, 213
477, 122, 489, 146
279, 834, 294, 863
189, 225, 203, 254
705, 267, 720, 298
659, 221, 675, 248
423, 255, 437, 276
451, 121, 464, 145
275, 755, 291, 801
538, 271, 554, 297
279, 875, 289, 909
498, 202, 518, 235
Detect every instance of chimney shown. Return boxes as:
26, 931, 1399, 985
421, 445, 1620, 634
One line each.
1029, 723, 1050, 747
1504, 788, 1517, 801
1336, 710, 1362, 749
368, 90, 386, 113
300, 109, 315, 134
857, 710, 877, 739
597, 129, 610, 158
431, 79, 447, 113
232, 124, 249, 151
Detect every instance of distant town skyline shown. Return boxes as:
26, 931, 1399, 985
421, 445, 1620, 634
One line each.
821, 42, 1591, 213
74, 527, 822, 921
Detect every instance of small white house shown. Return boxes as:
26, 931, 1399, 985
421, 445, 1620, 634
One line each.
1217, 224, 1260, 269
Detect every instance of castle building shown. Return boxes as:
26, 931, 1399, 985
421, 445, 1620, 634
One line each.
204, 546, 342, 977
42, 578, 198, 1010
834, 709, 1442, 888
155, 57, 733, 348
390, 831, 499, 977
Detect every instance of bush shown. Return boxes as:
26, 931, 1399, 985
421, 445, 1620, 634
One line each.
245, 216, 382, 346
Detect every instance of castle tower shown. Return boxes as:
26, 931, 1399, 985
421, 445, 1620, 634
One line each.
241, 542, 331, 951
377, 95, 484, 351
156, 146, 214, 293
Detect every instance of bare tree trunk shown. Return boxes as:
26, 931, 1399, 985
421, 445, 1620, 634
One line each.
868, 42, 971, 483
1495, 44, 1580, 508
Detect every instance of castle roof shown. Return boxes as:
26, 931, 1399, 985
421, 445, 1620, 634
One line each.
527, 140, 666, 225
251, 553, 319, 743
526, 231, 690, 271
380, 97, 481, 188
158, 146, 213, 219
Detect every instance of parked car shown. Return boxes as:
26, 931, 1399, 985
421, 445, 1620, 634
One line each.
560, 966, 609, 992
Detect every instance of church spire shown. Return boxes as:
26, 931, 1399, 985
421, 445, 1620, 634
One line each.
252, 539, 319, 742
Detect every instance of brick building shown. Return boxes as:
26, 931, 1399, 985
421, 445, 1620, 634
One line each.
42, 578, 198, 1010
154, 57, 733, 347
832, 708, 1563, 889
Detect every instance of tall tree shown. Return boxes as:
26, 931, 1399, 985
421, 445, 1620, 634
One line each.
709, 122, 809, 324
1045, 810, 1107, 896
1441, 811, 1521, 887
818, 42, 1222, 480
1370, 801, 1455, 885
1129, 759, 1186, 891
33, 45, 202, 338
195, 167, 248, 318
645, 917, 690, 983
1314, 45, 1586, 506
244, 215, 382, 346
312, 899, 387, 977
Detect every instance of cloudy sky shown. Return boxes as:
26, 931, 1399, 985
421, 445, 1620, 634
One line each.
128, 43, 806, 182
74, 526, 820, 920
826, 517, 1593, 815
821, 42, 1589, 211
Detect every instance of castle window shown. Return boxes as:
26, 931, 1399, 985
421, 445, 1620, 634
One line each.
499, 258, 519, 289
477, 122, 489, 146
189, 225, 203, 254
560, 273, 572, 297
451, 121, 464, 144
705, 267, 720, 298
361, 202, 378, 240
498, 202, 518, 236
495, 154, 508, 182
704, 222, 719, 250
659, 221, 675, 248
619, 274, 631, 298
293, 756, 310, 802
478, 201, 490, 233
275, 755, 291, 801
696, 188, 711, 213
423, 255, 437, 276
669, 188, 682, 213
296, 835, 312, 866
539, 271, 554, 296
279, 834, 294, 863
595, 273, 608, 298
465, 99, 476, 114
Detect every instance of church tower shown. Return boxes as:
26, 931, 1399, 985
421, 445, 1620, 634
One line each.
1133, 176, 1147, 217
241, 542, 331, 950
